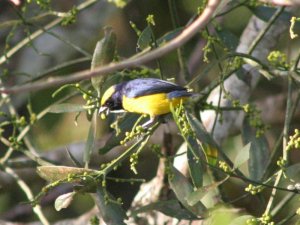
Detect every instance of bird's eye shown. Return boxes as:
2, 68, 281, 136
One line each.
105, 100, 114, 108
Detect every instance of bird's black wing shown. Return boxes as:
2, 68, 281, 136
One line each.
123, 78, 187, 98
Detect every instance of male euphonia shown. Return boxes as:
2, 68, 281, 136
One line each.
99, 78, 193, 127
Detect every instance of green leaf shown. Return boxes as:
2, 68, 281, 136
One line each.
37, 166, 96, 182
137, 25, 152, 51
204, 206, 243, 225
235, 67, 247, 81
186, 113, 218, 165
98, 114, 140, 154
54, 192, 75, 211
187, 145, 204, 188
107, 0, 129, 8
186, 179, 227, 206
249, 6, 291, 23
169, 165, 206, 217
84, 123, 95, 167
157, 27, 182, 45
285, 163, 300, 182
91, 27, 116, 93
130, 200, 198, 220
93, 186, 127, 225
137, 27, 182, 51
49, 103, 86, 113
216, 27, 238, 51
242, 119, 270, 181
233, 143, 251, 169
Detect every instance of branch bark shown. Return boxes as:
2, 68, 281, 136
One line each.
0, 0, 221, 94
200, 10, 291, 144
131, 6, 295, 225
259, 0, 300, 6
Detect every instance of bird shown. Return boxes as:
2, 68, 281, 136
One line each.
99, 78, 194, 127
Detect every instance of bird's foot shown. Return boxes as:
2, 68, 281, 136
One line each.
141, 117, 157, 129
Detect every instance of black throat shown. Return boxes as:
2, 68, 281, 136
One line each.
105, 82, 127, 110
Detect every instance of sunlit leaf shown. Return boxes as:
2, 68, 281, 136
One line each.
37, 166, 96, 182
229, 215, 254, 225
49, 103, 86, 113
93, 186, 127, 225
233, 143, 251, 169
204, 206, 244, 225
169, 165, 206, 217
242, 119, 269, 181
54, 192, 76, 211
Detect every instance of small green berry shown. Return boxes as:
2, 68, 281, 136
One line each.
100, 113, 106, 120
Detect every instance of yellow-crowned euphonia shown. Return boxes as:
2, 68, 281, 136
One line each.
99, 78, 193, 127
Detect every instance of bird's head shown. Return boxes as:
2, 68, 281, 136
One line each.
99, 83, 124, 115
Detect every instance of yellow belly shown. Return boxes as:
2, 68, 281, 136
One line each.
122, 93, 186, 117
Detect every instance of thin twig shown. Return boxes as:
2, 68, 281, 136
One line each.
0, 90, 80, 165
271, 192, 295, 216
0, 0, 99, 66
247, 7, 285, 55
4, 166, 50, 225
0, 0, 221, 94
264, 75, 294, 215
168, 0, 190, 82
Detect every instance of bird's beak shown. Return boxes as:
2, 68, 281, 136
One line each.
98, 106, 110, 115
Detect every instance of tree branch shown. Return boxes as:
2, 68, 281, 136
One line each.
0, 0, 99, 66
259, 0, 300, 6
0, 0, 221, 94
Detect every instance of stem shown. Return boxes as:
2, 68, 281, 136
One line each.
32, 57, 91, 82
0, 0, 99, 66
168, 0, 190, 82
215, 0, 248, 18
0, 90, 81, 164
271, 192, 295, 216
264, 75, 293, 215
5, 167, 50, 225
277, 213, 297, 225
99, 123, 159, 176
207, 27, 224, 136
283, 76, 293, 162
0, 0, 221, 94
148, 24, 164, 80
247, 7, 285, 55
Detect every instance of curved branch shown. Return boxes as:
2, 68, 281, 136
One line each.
0, 0, 99, 66
259, 0, 300, 6
0, 0, 221, 94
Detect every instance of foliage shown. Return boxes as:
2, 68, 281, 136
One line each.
0, 0, 300, 225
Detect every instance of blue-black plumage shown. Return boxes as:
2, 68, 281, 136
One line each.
100, 78, 194, 127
